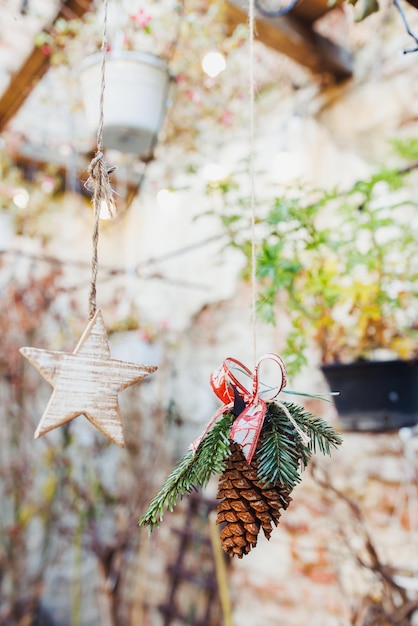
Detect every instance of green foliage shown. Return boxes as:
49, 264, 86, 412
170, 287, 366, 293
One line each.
208, 139, 418, 374
257, 406, 306, 491
139, 411, 234, 530
257, 402, 342, 490
350, 0, 379, 21
391, 137, 418, 161
139, 402, 342, 530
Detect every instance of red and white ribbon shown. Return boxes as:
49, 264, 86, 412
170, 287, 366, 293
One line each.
191, 353, 308, 463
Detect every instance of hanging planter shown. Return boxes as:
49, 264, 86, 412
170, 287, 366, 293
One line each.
80, 51, 171, 157
321, 359, 418, 432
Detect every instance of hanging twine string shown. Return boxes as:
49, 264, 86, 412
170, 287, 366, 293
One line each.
277, 400, 310, 447
248, 0, 258, 368
85, 0, 117, 320
245, 5, 310, 447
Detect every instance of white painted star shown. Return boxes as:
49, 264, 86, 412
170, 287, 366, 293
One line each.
20, 310, 157, 447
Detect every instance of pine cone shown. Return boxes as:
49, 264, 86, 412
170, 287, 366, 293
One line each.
216, 441, 292, 558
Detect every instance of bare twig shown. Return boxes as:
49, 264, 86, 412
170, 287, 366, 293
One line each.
0, 232, 226, 272
311, 463, 417, 625
394, 0, 418, 53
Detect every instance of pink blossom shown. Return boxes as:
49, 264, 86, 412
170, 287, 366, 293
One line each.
139, 330, 152, 343
221, 110, 234, 125
130, 8, 152, 29
186, 90, 201, 103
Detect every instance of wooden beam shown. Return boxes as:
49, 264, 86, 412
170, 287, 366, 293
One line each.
291, 0, 344, 24
0, 0, 95, 131
225, 0, 352, 80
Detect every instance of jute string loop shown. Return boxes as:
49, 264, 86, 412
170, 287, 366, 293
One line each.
86, 0, 117, 320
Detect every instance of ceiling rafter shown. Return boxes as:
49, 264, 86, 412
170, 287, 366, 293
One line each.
0, 0, 352, 135
0, 0, 352, 215
225, 0, 352, 81
0, 0, 95, 132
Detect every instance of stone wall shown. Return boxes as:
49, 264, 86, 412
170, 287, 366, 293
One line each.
3, 2, 418, 624
130, 5, 418, 624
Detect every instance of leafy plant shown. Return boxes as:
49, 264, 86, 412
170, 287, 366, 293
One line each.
208, 141, 418, 376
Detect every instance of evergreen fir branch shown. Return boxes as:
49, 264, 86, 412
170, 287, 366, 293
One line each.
257, 408, 307, 490
191, 412, 234, 485
139, 411, 234, 531
138, 450, 196, 530
139, 400, 342, 530
280, 402, 343, 455
256, 402, 342, 489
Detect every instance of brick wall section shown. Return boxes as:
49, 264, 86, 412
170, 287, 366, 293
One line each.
227, 430, 418, 625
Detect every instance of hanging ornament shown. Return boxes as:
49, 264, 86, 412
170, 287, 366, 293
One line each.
20, 310, 156, 446
19, 0, 157, 446
140, 0, 341, 557
139, 355, 342, 557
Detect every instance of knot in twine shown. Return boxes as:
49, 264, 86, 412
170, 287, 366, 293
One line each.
85, 0, 118, 320
191, 353, 310, 463
85, 151, 117, 218
86, 151, 117, 320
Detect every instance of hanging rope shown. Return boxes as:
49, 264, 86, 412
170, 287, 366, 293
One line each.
248, 0, 258, 366
85, 0, 117, 320
244, 6, 310, 449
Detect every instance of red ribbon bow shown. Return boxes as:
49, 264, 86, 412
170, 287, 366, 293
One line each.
191, 353, 287, 463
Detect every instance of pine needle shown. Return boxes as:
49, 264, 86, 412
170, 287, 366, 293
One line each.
256, 402, 342, 490
282, 402, 343, 455
139, 411, 234, 530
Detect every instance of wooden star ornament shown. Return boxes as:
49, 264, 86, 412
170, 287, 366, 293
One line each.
19, 310, 157, 447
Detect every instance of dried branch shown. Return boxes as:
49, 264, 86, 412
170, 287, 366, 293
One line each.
311, 463, 418, 626
393, 0, 418, 53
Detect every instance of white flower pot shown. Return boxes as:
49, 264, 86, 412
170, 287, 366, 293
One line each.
80, 51, 170, 156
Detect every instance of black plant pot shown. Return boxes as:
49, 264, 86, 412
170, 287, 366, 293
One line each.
321, 359, 418, 432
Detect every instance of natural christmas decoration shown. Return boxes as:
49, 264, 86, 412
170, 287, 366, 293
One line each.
20, 309, 157, 446
139, 354, 342, 557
